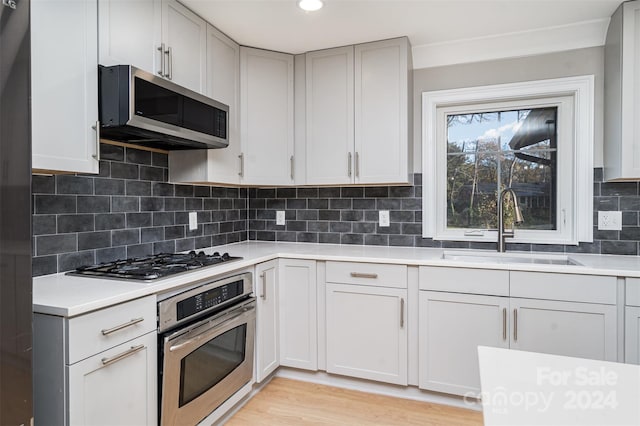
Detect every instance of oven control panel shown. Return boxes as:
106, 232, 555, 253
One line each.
157, 272, 253, 332
176, 280, 243, 321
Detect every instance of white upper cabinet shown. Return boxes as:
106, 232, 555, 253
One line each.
98, 0, 206, 94
240, 47, 295, 186
304, 37, 411, 185
32, 0, 99, 174
305, 46, 355, 185
169, 24, 241, 184
161, 0, 207, 93
604, 0, 640, 181
98, 0, 160, 72
355, 38, 410, 184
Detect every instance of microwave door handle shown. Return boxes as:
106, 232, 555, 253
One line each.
168, 304, 255, 353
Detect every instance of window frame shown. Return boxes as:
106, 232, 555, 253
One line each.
422, 76, 594, 245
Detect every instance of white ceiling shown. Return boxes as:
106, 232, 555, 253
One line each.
182, 0, 623, 68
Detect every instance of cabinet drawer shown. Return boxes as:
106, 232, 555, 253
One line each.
510, 272, 617, 304
626, 278, 640, 307
325, 261, 407, 288
67, 295, 156, 364
419, 266, 509, 296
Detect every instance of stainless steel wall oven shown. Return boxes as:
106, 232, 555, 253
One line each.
157, 273, 255, 425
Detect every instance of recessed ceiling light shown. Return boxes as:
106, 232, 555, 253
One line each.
298, 0, 323, 12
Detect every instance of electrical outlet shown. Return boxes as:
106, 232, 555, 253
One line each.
188, 211, 198, 231
598, 211, 622, 231
379, 210, 390, 227
276, 210, 286, 226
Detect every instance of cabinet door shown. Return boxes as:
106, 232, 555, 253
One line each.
325, 283, 407, 385
255, 260, 279, 382
205, 24, 241, 183
625, 306, 640, 364
419, 292, 509, 396
161, 0, 206, 93
240, 47, 294, 185
510, 298, 617, 361
279, 259, 317, 370
167, 24, 241, 185
32, 0, 99, 174
68, 331, 157, 426
305, 47, 354, 185
98, 0, 161, 73
354, 38, 410, 184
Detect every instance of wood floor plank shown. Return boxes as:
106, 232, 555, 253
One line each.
226, 378, 484, 425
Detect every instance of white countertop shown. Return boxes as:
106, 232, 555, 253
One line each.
33, 241, 640, 317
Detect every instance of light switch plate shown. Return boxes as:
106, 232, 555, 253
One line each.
276, 210, 286, 226
598, 211, 622, 231
379, 210, 390, 227
188, 211, 198, 231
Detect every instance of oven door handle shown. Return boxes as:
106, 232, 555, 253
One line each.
168, 304, 255, 353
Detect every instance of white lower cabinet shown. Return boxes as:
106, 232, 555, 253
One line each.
418, 267, 618, 397
325, 283, 408, 385
625, 307, 640, 364
68, 332, 157, 426
625, 278, 640, 364
510, 297, 617, 361
255, 260, 279, 382
279, 259, 317, 370
418, 291, 509, 395
34, 295, 157, 425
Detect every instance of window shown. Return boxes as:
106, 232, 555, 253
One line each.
422, 76, 594, 245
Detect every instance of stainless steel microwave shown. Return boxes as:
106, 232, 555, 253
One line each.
98, 65, 229, 150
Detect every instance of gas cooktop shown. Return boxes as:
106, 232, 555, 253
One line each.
68, 251, 242, 281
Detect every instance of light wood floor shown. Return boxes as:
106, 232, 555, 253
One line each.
226, 378, 484, 425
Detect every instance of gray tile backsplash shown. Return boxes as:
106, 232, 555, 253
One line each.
32, 144, 247, 276
248, 169, 640, 256
33, 148, 640, 278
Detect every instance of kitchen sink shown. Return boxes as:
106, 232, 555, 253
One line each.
441, 251, 582, 266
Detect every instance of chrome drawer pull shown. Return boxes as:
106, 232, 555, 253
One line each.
513, 309, 518, 342
101, 344, 145, 366
400, 298, 405, 328
101, 317, 144, 336
350, 272, 378, 279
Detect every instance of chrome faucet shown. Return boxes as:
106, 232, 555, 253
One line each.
497, 188, 524, 252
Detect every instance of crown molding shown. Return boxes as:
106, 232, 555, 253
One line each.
412, 18, 610, 70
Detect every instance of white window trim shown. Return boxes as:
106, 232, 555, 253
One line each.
422, 76, 594, 245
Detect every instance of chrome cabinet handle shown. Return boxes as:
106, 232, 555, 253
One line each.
350, 272, 378, 279
91, 121, 100, 161
101, 317, 144, 336
260, 272, 266, 300
355, 151, 360, 178
290, 155, 294, 181
400, 298, 405, 328
164, 46, 172, 79
502, 308, 507, 341
157, 43, 165, 76
101, 344, 145, 366
238, 153, 244, 177
348, 152, 352, 177
513, 309, 518, 342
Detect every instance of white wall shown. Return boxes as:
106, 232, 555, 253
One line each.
412, 46, 604, 172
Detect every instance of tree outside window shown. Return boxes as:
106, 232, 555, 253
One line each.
446, 108, 557, 231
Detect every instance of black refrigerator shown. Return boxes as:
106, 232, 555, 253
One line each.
0, 0, 33, 425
